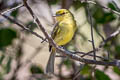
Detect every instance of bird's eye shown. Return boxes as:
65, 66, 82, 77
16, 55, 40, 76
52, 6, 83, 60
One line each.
62, 12, 65, 14
61, 12, 66, 15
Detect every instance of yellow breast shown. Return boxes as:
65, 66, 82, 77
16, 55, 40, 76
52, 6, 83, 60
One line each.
54, 20, 76, 46
59, 27, 74, 45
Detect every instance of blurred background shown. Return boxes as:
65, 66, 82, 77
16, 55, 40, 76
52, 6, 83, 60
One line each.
0, 0, 120, 80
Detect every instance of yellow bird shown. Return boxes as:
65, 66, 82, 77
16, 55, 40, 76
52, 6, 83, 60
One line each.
46, 9, 77, 74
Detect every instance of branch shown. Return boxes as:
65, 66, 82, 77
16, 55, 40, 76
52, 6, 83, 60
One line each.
81, 0, 120, 16
99, 27, 120, 48
81, 27, 120, 57
22, 0, 57, 47
56, 47, 120, 67
1, 14, 45, 41
0, 4, 24, 15
56, 51, 106, 60
86, 1, 96, 60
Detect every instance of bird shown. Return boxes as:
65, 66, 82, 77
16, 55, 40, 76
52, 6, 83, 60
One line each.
46, 9, 77, 74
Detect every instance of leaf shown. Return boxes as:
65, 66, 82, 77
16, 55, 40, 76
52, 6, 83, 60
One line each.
11, 9, 18, 18
73, 0, 85, 10
0, 54, 5, 65
80, 65, 91, 75
0, 72, 3, 80
93, 7, 116, 24
113, 67, 120, 75
5, 57, 12, 73
115, 45, 120, 59
47, 0, 59, 5
115, 45, 120, 53
108, 2, 120, 11
108, 3, 117, 10
104, 13, 116, 23
93, 8, 104, 23
63, 59, 72, 68
95, 69, 111, 80
30, 65, 43, 74
25, 21, 37, 32
0, 28, 17, 48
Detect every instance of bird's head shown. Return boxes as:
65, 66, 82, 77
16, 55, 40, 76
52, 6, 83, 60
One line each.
54, 9, 73, 22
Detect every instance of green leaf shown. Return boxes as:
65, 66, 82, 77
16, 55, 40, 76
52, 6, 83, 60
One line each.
0, 54, 5, 65
115, 45, 120, 53
25, 21, 37, 32
104, 13, 116, 23
11, 9, 18, 18
5, 57, 12, 73
73, 0, 85, 10
47, 0, 59, 5
80, 65, 91, 75
30, 65, 43, 74
0, 28, 17, 48
93, 8, 104, 23
108, 2, 119, 11
0, 72, 3, 80
93, 7, 116, 24
63, 59, 72, 68
108, 3, 116, 10
115, 45, 120, 59
113, 67, 120, 75
95, 69, 111, 80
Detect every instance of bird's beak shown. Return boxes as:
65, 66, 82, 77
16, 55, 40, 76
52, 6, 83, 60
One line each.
52, 15, 57, 17
52, 14, 61, 17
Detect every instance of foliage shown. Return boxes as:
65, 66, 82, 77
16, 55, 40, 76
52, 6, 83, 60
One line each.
30, 64, 44, 74
95, 69, 111, 80
0, 28, 17, 48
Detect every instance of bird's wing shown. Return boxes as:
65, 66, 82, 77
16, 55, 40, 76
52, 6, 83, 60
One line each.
51, 22, 59, 39
49, 22, 60, 51
49, 22, 69, 51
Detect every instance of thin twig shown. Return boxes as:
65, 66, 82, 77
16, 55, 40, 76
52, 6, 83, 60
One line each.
1, 14, 45, 41
73, 64, 85, 80
81, 47, 99, 57
81, 0, 120, 16
86, 1, 96, 60
99, 27, 120, 48
96, 28, 105, 42
1, 14, 47, 43
41, 22, 59, 43
56, 47, 120, 67
81, 27, 120, 57
56, 55, 66, 58
0, 4, 24, 15
75, 50, 106, 60
57, 50, 107, 61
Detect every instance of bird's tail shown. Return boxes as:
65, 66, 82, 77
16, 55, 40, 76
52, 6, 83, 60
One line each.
46, 48, 56, 74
